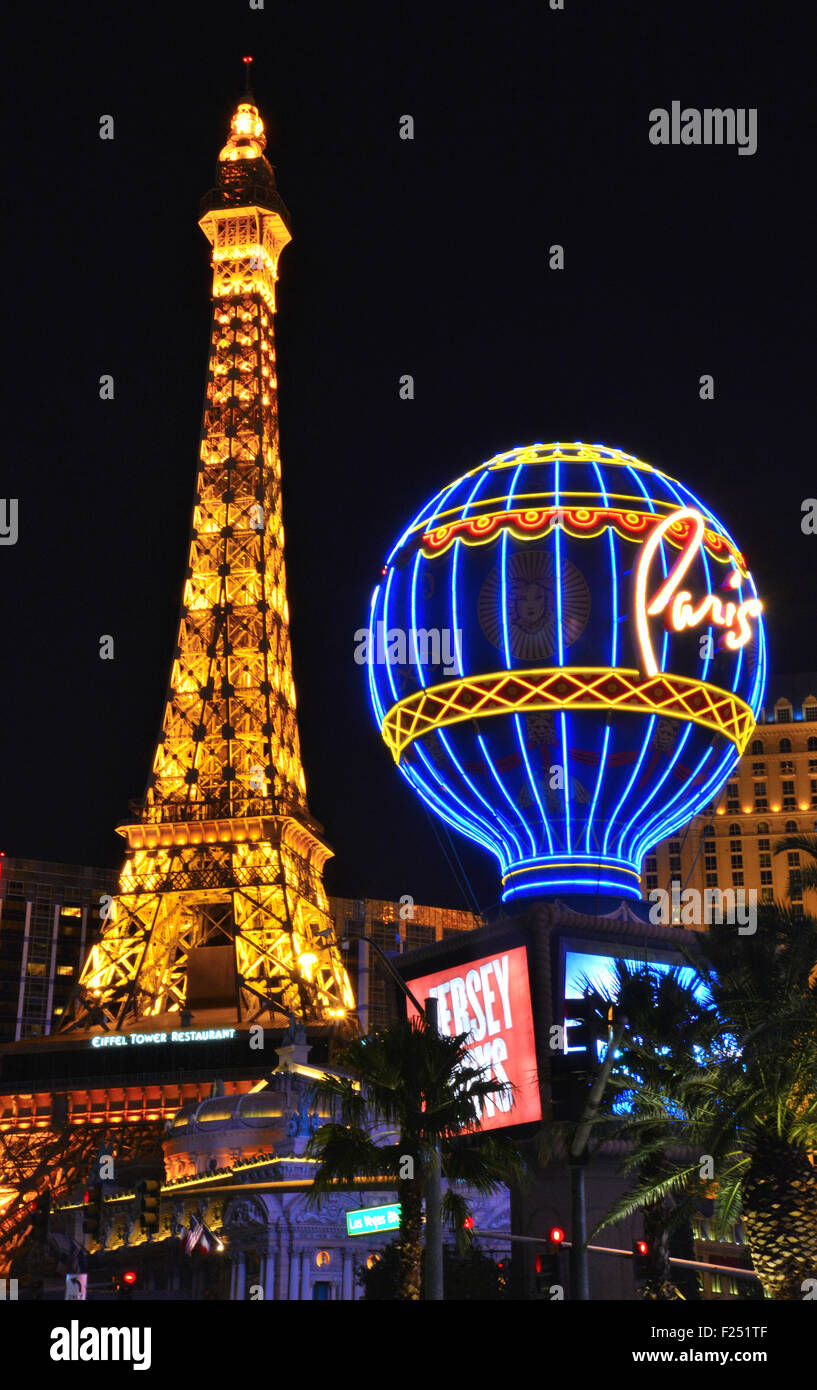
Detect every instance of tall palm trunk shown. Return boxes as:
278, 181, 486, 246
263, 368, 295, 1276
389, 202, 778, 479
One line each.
640, 1195, 683, 1299
634, 1149, 684, 1300
741, 1143, 817, 1299
395, 1175, 424, 1300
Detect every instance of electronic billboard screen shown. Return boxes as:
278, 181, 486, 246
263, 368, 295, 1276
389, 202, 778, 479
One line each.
405, 944, 541, 1131
561, 939, 710, 1057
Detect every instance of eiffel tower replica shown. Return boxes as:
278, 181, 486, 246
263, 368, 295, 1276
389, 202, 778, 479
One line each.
0, 81, 354, 1273
66, 90, 353, 1036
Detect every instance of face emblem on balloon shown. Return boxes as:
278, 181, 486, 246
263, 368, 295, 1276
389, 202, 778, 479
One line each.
478, 550, 591, 660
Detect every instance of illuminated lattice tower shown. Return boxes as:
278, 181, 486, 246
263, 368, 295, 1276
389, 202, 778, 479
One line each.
65, 97, 354, 1033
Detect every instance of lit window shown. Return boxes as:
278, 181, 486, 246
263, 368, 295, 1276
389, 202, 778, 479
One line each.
60, 906, 82, 918
315, 1249, 331, 1268
57, 965, 74, 976
366, 1253, 380, 1270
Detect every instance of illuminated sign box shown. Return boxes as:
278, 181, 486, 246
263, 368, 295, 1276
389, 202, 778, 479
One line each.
89, 1028, 237, 1049
346, 1203, 401, 1236
405, 944, 541, 1131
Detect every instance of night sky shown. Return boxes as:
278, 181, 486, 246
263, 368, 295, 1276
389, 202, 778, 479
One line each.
3, 1, 814, 917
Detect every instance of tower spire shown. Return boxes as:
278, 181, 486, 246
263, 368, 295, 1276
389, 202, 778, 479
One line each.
242, 53, 254, 99
64, 98, 354, 1036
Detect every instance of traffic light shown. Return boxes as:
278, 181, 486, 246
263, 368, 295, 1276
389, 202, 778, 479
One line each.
82, 1184, 102, 1240
113, 1270, 137, 1299
136, 1179, 160, 1232
633, 1238, 650, 1278
30, 1191, 51, 1238
535, 1227, 565, 1294
562, 997, 610, 1058
549, 1057, 588, 1123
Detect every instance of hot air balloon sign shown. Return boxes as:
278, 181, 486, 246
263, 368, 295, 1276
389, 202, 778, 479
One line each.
365, 444, 766, 902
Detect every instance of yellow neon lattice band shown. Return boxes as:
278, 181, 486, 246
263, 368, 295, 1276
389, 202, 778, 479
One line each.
381, 667, 756, 763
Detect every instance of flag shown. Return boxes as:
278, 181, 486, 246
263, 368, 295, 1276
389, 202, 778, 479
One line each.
184, 1215, 202, 1255
184, 1214, 217, 1255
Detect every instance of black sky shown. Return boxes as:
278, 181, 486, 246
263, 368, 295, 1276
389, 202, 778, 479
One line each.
2, 1, 814, 916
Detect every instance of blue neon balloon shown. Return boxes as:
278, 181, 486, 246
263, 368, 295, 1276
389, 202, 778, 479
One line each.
366, 443, 766, 903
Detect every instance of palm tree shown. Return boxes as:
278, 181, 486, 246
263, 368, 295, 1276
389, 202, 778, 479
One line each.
774, 831, 817, 895
585, 962, 706, 1300
595, 905, 817, 1299
305, 1016, 527, 1300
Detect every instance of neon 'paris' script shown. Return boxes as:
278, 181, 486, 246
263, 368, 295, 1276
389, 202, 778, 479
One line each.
634, 507, 762, 679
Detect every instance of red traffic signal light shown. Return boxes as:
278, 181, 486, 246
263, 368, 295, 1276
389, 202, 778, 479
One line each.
535, 1229, 564, 1294
463, 1215, 474, 1230
122, 1270, 137, 1285
632, 1239, 650, 1278
83, 1183, 103, 1238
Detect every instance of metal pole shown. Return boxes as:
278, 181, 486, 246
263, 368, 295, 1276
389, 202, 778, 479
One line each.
424, 995, 444, 1301
568, 1163, 589, 1300
567, 1016, 627, 1301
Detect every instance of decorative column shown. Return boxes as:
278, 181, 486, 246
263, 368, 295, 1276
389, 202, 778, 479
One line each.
263, 1251, 276, 1299
342, 1250, 354, 1301
288, 1250, 300, 1300
235, 1252, 247, 1300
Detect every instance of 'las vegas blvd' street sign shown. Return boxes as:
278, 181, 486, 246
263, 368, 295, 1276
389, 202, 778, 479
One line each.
346, 1203, 401, 1236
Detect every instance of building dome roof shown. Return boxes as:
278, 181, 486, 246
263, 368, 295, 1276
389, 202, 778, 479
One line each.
169, 1089, 287, 1135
